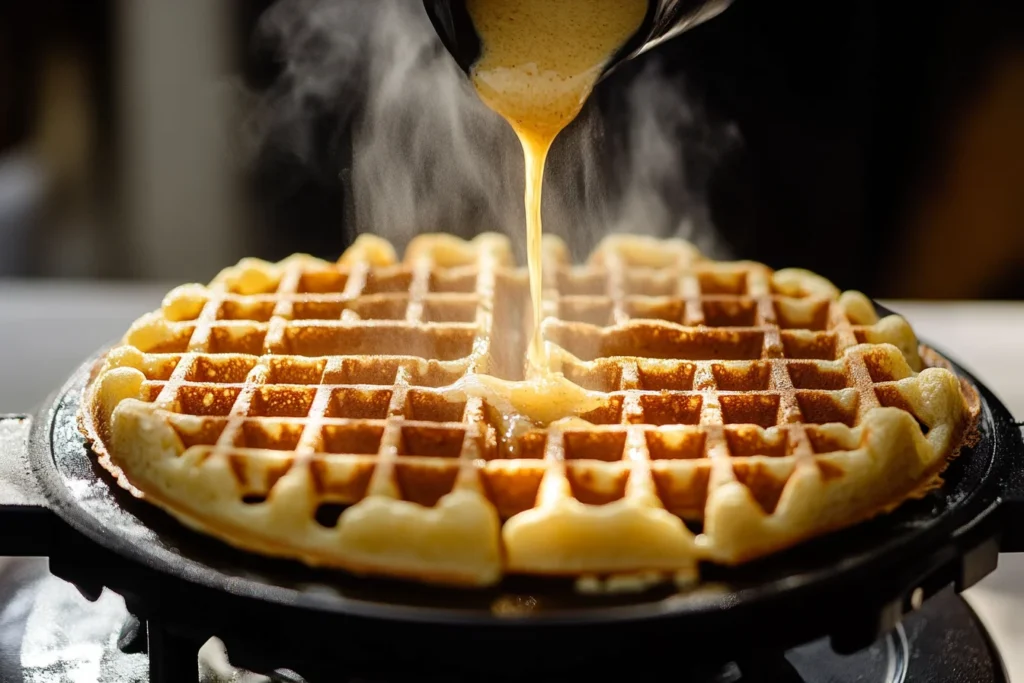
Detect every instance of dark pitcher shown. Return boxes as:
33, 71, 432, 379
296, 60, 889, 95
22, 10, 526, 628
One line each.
423, 0, 734, 80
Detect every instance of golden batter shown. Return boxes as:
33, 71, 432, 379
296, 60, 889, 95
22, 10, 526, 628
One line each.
465, 0, 648, 370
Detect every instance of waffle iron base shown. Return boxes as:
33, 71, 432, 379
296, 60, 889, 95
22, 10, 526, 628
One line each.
0, 559, 1009, 682
2, 335, 1023, 678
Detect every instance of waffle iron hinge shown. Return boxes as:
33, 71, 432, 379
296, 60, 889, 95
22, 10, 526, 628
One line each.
829, 527, 1000, 656
829, 558, 947, 654
0, 414, 56, 556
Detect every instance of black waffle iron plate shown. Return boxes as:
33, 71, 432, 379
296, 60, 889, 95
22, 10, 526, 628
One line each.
1, 304, 1022, 678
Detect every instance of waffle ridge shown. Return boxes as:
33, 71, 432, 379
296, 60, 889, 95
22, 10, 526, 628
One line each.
81, 232, 975, 587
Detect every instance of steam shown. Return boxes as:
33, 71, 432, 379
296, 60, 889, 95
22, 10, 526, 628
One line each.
245, 0, 736, 260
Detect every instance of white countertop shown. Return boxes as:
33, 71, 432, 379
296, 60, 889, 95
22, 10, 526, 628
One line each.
1, 281, 1022, 678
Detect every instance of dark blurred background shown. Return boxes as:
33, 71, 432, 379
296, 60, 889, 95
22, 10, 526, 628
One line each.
1, 0, 1022, 297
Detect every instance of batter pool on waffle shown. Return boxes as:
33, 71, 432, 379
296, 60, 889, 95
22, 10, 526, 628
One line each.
81, 232, 976, 588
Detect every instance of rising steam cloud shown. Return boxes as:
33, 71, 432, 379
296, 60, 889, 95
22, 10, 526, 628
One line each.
245, 0, 737, 260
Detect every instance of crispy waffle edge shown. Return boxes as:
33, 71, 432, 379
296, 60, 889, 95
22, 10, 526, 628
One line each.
77, 232, 979, 588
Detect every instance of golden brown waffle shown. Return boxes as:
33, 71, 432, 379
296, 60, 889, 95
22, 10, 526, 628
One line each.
81, 232, 976, 587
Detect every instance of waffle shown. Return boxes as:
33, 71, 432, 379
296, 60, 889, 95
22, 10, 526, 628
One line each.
81, 232, 976, 587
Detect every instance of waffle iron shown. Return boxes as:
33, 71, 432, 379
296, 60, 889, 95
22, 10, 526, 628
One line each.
1, 303, 1022, 680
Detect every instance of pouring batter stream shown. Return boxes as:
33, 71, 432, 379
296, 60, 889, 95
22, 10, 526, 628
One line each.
465, 0, 648, 371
